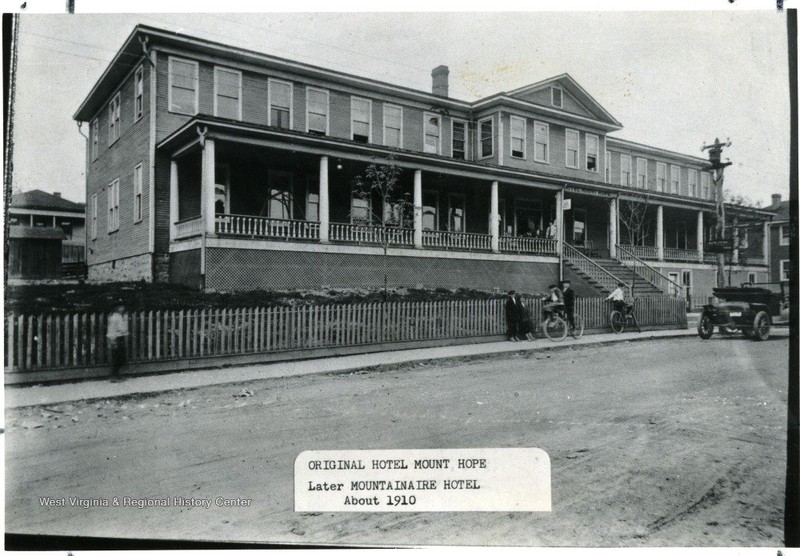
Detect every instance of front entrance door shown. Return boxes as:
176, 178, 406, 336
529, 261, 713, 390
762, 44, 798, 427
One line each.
681, 270, 692, 309
668, 271, 680, 297
515, 198, 542, 237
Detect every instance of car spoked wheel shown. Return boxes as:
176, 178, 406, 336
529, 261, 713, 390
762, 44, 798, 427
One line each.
697, 314, 714, 340
753, 311, 771, 341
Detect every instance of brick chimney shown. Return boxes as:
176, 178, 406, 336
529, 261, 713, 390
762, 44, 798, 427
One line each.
432, 65, 449, 98
53, 192, 61, 198
771, 193, 781, 207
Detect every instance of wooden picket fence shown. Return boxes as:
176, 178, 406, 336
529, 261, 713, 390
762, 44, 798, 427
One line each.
4, 296, 686, 374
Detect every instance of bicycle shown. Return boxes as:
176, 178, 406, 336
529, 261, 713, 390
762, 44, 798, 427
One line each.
540, 305, 584, 341
609, 300, 641, 333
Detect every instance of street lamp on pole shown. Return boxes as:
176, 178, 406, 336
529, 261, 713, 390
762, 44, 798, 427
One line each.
701, 138, 732, 287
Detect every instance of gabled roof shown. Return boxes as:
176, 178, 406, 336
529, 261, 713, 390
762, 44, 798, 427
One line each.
505, 73, 622, 128
9, 189, 85, 212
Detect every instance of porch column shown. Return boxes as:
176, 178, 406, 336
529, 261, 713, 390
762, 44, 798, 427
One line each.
556, 189, 564, 280
732, 217, 739, 264
169, 159, 179, 242
319, 156, 329, 243
201, 138, 216, 235
763, 220, 770, 269
696, 210, 704, 262
656, 204, 664, 261
609, 197, 618, 259
413, 170, 423, 249
490, 181, 499, 253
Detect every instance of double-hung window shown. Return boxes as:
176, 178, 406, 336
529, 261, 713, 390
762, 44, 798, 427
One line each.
670, 165, 681, 194
90, 194, 98, 240
701, 172, 711, 199
533, 121, 549, 163
268, 79, 292, 129
214, 67, 242, 120
91, 119, 99, 161
306, 87, 329, 136
565, 129, 580, 169
656, 163, 667, 192
781, 259, 790, 281
605, 151, 611, 183
688, 169, 698, 197
636, 157, 647, 188
780, 225, 790, 246
424, 113, 441, 154
452, 119, 467, 160
351, 97, 371, 143
108, 93, 121, 146
620, 155, 631, 186
107, 179, 120, 233
510, 116, 526, 159
586, 134, 599, 172
551, 87, 563, 108
478, 117, 493, 158
133, 163, 143, 223
383, 104, 402, 148
168, 57, 198, 115
134, 65, 144, 122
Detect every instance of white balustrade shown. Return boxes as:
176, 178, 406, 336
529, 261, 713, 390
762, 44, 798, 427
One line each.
422, 230, 492, 251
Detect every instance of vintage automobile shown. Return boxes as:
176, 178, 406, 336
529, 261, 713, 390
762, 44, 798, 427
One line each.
697, 282, 789, 341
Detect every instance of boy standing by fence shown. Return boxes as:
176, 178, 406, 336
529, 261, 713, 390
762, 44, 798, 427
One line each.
107, 304, 129, 381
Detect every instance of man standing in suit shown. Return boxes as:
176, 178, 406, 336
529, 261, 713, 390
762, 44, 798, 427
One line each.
505, 290, 520, 341
561, 280, 576, 330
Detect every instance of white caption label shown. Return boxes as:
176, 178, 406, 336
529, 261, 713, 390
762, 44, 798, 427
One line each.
294, 448, 551, 512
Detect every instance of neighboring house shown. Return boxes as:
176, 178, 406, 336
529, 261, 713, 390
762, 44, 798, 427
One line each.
72, 24, 773, 303
766, 193, 791, 284
7, 189, 86, 279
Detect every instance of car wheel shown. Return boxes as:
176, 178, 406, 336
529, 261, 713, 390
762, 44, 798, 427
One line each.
697, 314, 714, 340
753, 311, 771, 341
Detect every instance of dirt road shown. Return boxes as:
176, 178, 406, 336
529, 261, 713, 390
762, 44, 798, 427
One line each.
5, 336, 788, 547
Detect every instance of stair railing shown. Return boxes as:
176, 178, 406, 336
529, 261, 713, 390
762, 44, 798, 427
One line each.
563, 242, 630, 296
616, 244, 686, 298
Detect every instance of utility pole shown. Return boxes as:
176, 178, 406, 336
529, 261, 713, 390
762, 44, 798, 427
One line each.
701, 138, 732, 287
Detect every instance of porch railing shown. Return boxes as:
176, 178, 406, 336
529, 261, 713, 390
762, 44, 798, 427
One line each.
664, 248, 700, 262
626, 244, 659, 260
498, 236, 558, 255
563, 242, 629, 295
216, 215, 320, 240
329, 223, 413, 246
423, 230, 491, 251
616, 244, 686, 298
174, 216, 204, 240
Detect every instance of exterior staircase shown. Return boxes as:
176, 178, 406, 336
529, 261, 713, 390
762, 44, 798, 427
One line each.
591, 259, 664, 296
562, 242, 681, 298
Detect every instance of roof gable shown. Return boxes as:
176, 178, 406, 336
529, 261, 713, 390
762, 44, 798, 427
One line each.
507, 74, 621, 127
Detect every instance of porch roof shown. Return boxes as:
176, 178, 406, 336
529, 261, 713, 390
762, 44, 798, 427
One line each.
157, 115, 757, 215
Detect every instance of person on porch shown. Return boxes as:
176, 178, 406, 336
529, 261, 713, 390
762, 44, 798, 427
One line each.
546, 220, 557, 239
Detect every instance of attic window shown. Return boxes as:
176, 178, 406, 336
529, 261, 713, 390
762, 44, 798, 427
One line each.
551, 87, 563, 108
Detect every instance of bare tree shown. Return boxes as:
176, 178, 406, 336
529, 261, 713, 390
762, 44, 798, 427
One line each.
618, 195, 652, 248
352, 157, 412, 297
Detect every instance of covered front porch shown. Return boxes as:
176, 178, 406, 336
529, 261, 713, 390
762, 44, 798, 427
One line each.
167, 138, 564, 257
616, 198, 768, 267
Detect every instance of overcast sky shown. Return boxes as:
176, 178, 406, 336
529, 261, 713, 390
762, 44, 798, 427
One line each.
8, 9, 791, 206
